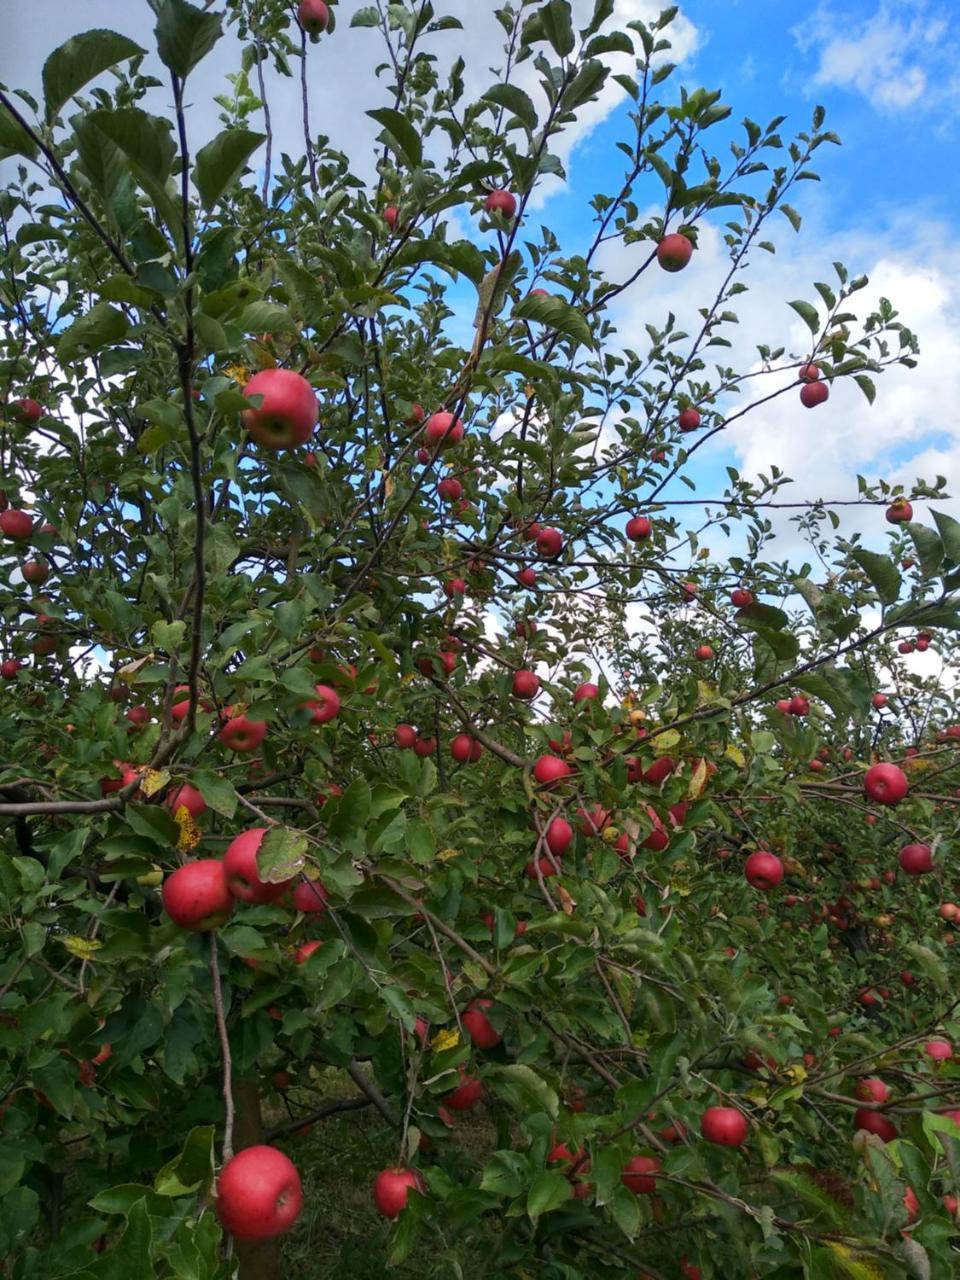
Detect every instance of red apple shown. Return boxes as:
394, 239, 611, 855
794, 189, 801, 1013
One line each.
855, 1078, 889, 1104
621, 1155, 660, 1194
864, 763, 908, 805
789, 695, 810, 716
700, 1106, 748, 1146
305, 683, 340, 725
21, 559, 49, 585
297, 0, 330, 35
898, 843, 933, 876
216, 1145, 302, 1240
855, 1109, 897, 1142
383, 204, 399, 231
462, 998, 501, 1049
573, 682, 599, 703
372, 1166, 425, 1219
438, 476, 463, 503
694, 644, 714, 661
643, 756, 676, 786
924, 1038, 953, 1062
395, 723, 417, 749
656, 233, 693, 272
678, 407, 701, 432
517, 566, 537, 588
413, 735, 438, 756
292, 878, 328, 914
800, 381, 829, 408
512, 669, 540, 699
162, 860, 234, 931
872, 692, 888, 709
10, 397, 42, 424
578, 804, 610, 837
242, 369, 318, 449
886, 498, 913, 524
443, 577, 466, 599
294, 940, 324, 965
166, 783, 206, 819
424, 411, 464, 448
731, 587, 753, 608
536, 526, 563, 558
484, 190, 516, 219
625, 515, 652, 541
0, 509, 33, 540
223, 828, 293, 904
545, 817, 573, 856
798, 363, 820, 382
744, 850, 784, 891
219, 714, 268, 753
444, 1065, 482, 1110
1, 659, 21, 679
450, 733, 482, 764
534, 754, 573, 786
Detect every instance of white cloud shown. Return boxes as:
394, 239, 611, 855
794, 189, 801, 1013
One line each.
792, 2, 958, 114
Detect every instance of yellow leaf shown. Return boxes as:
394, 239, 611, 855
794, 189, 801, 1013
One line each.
140, 768, 171, 798
224, 363, 251, 385
385, 474, 396, 499
436, 847, 460, 863
431, 1028, 460, 1053
62, 936, 103, 960
557, 886, 576, 916
687, 758, 708, 800
785, 1064, 807, 1085
697, 680, 716, 704
725, 744, 746, 768
175, 807, 201, 853
118, 654, 155, 684
653, 729, 680, 754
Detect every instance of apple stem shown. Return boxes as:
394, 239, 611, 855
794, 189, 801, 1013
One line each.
210, 932, 235, 1163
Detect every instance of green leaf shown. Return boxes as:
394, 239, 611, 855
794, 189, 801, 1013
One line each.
562, 59, 608, 112
190, 770, 237, 819
351, 6, 380, 26
512, 293, 594, 350
780, 203, 802, 232
328, 778, 372, 839
527, 1169, 572, 1218
57, 302, 129, 364
236, 301, 296, 333
489, 1064, 559, 1120
406, 818, 436, 864
851, 548, 901, 605
0, 105, 38, 162
905, 522, 944, 578
482, 84, 538, 131
204, 523, 239, 574
788, 299, 820, 335
540, 0, 575, 56
771, 1168, 848, 1229
153, 1125, 215, 1196
150, 619, 186, 652
734, 601, 789, 631
194, 128, 265, 207
931, 508, 960, 565
155, 0, 223, 78
903, 942, 947, 993
43, 30, 145, 121
87, 108, 176, 185
367, 107, 423, 168
854, 374, 876, 404
257, 827, 308, 883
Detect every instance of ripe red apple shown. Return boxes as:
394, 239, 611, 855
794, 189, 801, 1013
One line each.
166, 783, 206, 819
621, 1155, 660, 1194
424, 411, 464, 448
678, 407, 701, 432
292, 878, 328, 914
855, 1077, 889, 1103
533, 754, 573, 786
297, 0, 330, 35
451, 733, 482, 764
545, 817, 573, 856
731, 587, 753, 608
573, 682, 599, 703
800, 381, 829, 408
872, 692, 888, 709
438, 476, 463, 503
162, 860, 234, 931
305, 683, 340, 724
383, 204, 399, 231
898, 639, 915, 654
625, 515, 652, 541
643, 756, 676, 786
1, 659, 21, 679
372, 1166, 425, 1219
680, 1259, 703, 1280
219, 714, 268, 752
242, 369, 318, 449
462, 998, 501, 1049
694, 644, 714, 661
656, 233, 693, 272
854, 1108, 897, 1142
864, 763, 908, 805
216, 1145, 302, 1240
536, 526, 563, 558
525, 855, 560, 879
512, 669, 540, 699
886, 498, 913, 524
443, 577, 466, 599
0, 509, 33, 540
21, 559, 49, 585
798, 363, 820, 382
125, 704, 151, 727
294, 939, 324, 965
395, 723, 417, 749
744, 850, 784, 891
444, 1065, 482, 1110
578, 805, 610, 837
898, 842, 933, 876
517, 566, 537, 587
414, 735, 438, 756
902, 1185, 919, 1224
700, 1106, 748, 1146
789, 695, 810, 716
223, 828, 293, 904
924, 1038, 953, 1062
484, 190, 516, 219
10, 397, 42, 424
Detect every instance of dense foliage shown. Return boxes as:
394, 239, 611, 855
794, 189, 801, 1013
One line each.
1, 1, 959, 1277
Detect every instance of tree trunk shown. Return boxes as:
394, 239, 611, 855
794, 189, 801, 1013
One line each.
233, 1079, 283, 1280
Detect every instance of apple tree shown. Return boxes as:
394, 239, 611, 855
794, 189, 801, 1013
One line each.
1, 1, 959, 1277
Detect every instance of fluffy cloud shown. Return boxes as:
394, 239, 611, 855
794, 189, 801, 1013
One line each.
791, 2, 957, 114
